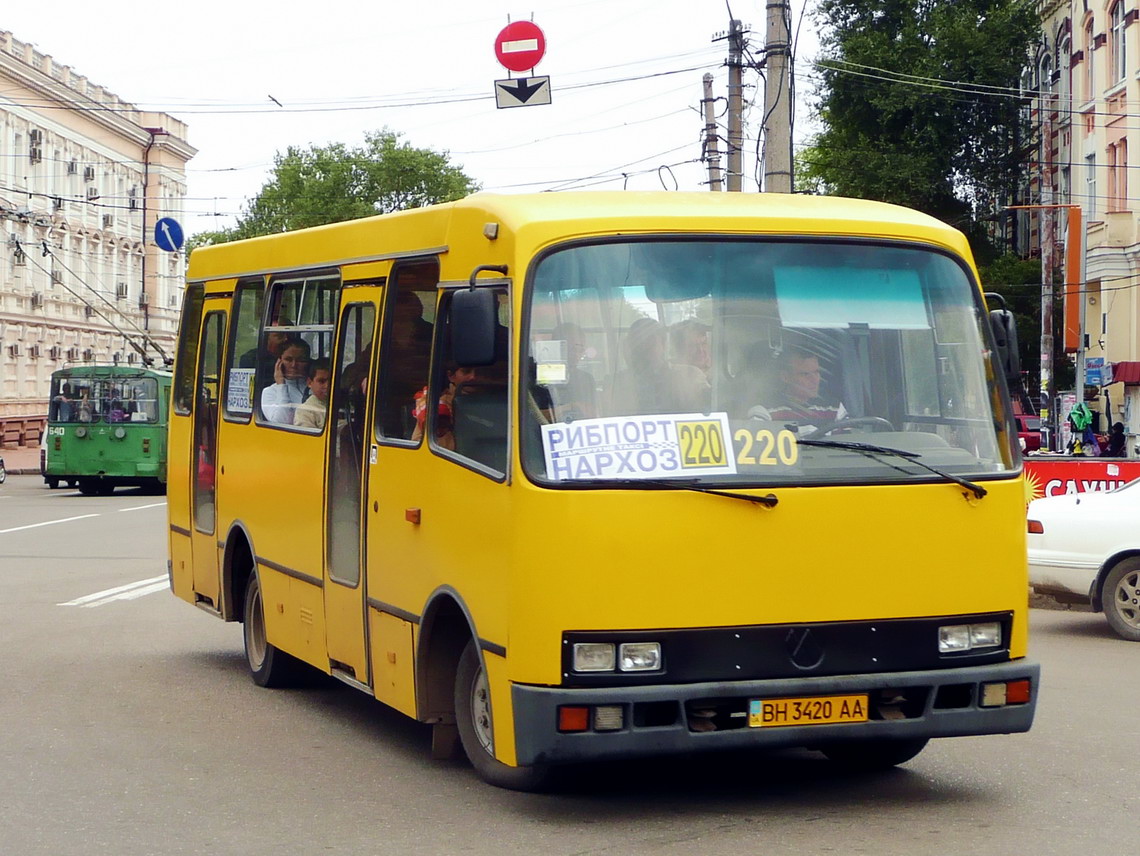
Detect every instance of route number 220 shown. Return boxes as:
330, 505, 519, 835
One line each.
734, 428, 799, 466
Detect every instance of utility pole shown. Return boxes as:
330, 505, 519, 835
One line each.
1040, 116, 1056, 451
726, 19, 745, 192
762, 0, 793, 193
701, 74, 724, 191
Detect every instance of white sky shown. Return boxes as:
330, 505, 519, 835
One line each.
2, 0, 821, 237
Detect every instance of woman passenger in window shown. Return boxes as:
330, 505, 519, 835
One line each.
260, 338, 311, 424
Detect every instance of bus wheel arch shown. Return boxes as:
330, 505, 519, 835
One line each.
417, 591, 475, 726
417, 589, 553, 791
222, 523, 257, 622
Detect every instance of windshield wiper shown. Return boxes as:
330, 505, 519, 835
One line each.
797, 439, 987, 499
580, 478, 779, 507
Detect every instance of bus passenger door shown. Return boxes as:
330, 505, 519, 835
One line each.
191, 308, 228, 608
323, 293, 379, 685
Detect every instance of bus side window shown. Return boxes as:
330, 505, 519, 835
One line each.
173, 285, 206, 416
223, 280, 264, 421
256, 275, 338, 427
434, 288, 509, 475
375, 261, 438, 442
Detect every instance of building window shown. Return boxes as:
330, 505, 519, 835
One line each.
1106, 141, 1129, 212
1059, 36, 1071, 111
1084, 19, 1095, 101
1086, 152, 1098, 219
1111, 2, 1126, 83
1040, 54, 1053, 104
1112, 141, 1121, 212
1107, 144, 1119, 210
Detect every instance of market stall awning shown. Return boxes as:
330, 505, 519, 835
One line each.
1110, 361, 1140, 384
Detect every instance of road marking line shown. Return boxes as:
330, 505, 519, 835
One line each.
1, 513, 99, 534
119, 502, 166, 512
59, 575, 167, 607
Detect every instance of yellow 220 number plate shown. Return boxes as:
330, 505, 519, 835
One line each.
749, 694, 868, 728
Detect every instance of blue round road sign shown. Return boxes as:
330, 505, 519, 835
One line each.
154, 217, 185, 252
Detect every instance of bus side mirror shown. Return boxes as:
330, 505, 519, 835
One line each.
988, 308, 1020, 385
451, 288, 498, 367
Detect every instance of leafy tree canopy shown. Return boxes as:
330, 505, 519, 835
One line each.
801, 0, 1038, 259
189, 130, 479, 248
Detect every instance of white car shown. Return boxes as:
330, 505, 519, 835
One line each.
1027, 481, 1140, 641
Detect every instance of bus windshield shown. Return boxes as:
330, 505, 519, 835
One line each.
523, 238, 1017, 487
49, 375, 161, 424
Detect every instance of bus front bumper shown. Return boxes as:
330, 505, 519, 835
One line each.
510, 660, 1039, 766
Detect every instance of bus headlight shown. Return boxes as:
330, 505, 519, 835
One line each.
75, 427, 87, 438
939, 622, 1002, 653
572, 643, 615, 672
619, 642, 661, 671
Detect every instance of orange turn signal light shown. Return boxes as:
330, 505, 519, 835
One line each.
1027, 519, 1044, 534
558, 706, 590, 732
1005, 679, 1031, 704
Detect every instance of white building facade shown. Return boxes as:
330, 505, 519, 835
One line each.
0, 29, 195, 444
1033, 1, 1140, 446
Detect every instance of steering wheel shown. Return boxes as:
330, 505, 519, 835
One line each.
806, 416, 896, 439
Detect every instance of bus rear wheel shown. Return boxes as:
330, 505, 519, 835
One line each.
243, 573, 304, 688
819, 737, 929, 771
454, 640, 553, 792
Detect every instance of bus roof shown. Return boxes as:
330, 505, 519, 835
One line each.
187, 191, 973, 283
52, 364, 172, 379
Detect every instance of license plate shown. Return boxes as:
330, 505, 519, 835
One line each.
749, 694, 869, 728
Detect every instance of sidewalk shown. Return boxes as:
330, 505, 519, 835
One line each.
1, 444, 42, 475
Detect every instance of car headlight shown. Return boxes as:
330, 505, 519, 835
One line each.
619, 642, 661, 672
939, 621, 1002, 653
572, 642, 615, 672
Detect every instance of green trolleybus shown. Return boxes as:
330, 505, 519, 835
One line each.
45, 364, 172, 495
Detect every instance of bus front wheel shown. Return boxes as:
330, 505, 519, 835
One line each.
454, 640, 553, 792
243, 573, 304, 688
819, 737, 929, 771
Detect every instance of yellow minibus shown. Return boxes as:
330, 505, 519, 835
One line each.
169, 191, 1038, 789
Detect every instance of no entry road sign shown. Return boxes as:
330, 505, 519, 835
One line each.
494, 20, 546, 72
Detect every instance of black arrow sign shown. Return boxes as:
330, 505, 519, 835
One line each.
494, 76, 551, 109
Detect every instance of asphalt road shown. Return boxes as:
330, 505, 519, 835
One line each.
0, 472, 1133, 855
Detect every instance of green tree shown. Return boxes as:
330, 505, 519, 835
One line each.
193, 130, 479, 246
804, 0, 1038, 259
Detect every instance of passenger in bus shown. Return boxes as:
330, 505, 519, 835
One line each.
766, 345, 845, 430
52, 383, 74, 422
76, 387, 95, 423
544, 322, 597, 421
411, 362, 477, 451
670, 319, 712, 378
381, 291, 434, 438
260, 339, 311, 424
241, 321, 291, 392
293, 359, 331, 431
608, 317, 709, 416
107, 387, 126, 423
